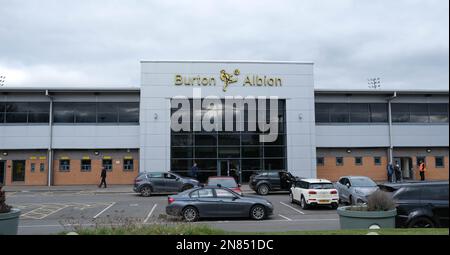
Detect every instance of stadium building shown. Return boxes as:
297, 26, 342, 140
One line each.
0, 61, 448, 186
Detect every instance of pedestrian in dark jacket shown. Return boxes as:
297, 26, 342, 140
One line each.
190, 163, 199, 179
99, 167, 107, 188
387, 163, 394, 183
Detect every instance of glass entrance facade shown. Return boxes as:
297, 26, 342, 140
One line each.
170, 99, 287, 183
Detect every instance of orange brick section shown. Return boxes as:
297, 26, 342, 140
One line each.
317, 156, 449, 182
53, 159, 138, 185
412, 156, 449, 181
4, 159, 48, 186
317, 156, 389, 182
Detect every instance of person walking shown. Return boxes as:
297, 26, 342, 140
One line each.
419, 160, 426, 181
99, 166, 107, 188
190, 162, 199, 179
387, 163, 394, 183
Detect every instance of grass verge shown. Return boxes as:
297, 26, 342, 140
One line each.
62, 224, 449, 235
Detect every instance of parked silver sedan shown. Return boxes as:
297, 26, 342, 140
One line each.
335, 176, 379, 205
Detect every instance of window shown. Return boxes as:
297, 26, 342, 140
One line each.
123, 159, 134, 171
435, 157, 444, 168
59, 160, 70, 171
118, 102, 139, 123
215, 189, 235, 197
392, 103, 449, 123
315, 103, 388, 124
429, 104, 449, 123
98, 103, 118, 123
52, 102, 139, 124
355, 157, 363, 166
40, 163, 45, 172
74, 103, 96, 123
164, 173, 177, 179
198, 189, 214, 198
370, 103, 388, 122
336, 157, 344, 166
350, 104, 369, 123
81, 159, 91, 172
392, 104, 410, 122
409, 104, 429, 123
102, 159, 113, 171
374, 157, 382, 165
31, 163, 36, 172
170, 98, 287, 183
416, 157, 426, 166
316, 157, 324, 166
330, 104, 349, 123
0, 102, 50, 124
421, 185, 448, 200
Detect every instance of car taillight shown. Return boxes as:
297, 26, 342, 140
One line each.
168, 197, 175, 204
308, 191, 317, 195
330, 190, 337, 194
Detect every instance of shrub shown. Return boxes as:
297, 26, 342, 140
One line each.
366, 190, 396, 211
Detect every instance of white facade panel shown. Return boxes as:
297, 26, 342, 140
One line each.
140, 61, 316, 179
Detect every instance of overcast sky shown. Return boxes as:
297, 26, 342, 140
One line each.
0, 0, 448, 90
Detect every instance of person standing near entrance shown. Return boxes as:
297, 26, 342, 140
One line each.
190, 162, 199, 179
393, 163, 401, 183
387, 163, 394, 183
419, 160, 426, 181
99, 166, 107, 188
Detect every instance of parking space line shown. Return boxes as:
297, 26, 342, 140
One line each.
143, 204, 158, 223
278, 214, 292, 221
93, 202, 116, 219
279, 202, 305, 214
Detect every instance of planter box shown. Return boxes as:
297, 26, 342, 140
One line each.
337, 206, 396, 229
0, 208, 21, 235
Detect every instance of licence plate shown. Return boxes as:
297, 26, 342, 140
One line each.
319, 200, 330, 203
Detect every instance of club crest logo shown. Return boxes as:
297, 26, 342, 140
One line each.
220, 69, 240, 92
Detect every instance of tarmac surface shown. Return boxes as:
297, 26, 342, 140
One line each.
5, 185, 340, 235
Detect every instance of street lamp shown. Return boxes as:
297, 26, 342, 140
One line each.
368, 78, 381, 89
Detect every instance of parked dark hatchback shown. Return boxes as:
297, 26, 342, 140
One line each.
379, 181, 449, 228
166, 186, 274, 222
133, 172, 199, 197
249, 171, 299, 195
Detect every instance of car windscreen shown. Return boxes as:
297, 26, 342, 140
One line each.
351, 178, 377, 187
309, 183, 334, 189
207, 179, 237, 188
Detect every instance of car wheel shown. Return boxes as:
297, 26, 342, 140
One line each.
250, 205, 266, 220
140, 186, 152, 197
290, 192, 295, 204
408, 217, 435, 228
300, 196, 309, 209
257, 184, 269, 196
182, 206, 199, 222
181, 185, 193, 191
331, 203, 338, 209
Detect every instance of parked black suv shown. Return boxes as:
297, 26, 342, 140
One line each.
379, 181, 449, 228
249, 171, 299, 195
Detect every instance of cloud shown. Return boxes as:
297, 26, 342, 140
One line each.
0, 0, 448, 90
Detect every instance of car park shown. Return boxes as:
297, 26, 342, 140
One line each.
206, 176, 243, 195
249, 170, 299, 195
290, 179, 339, 209
166, 186, 274, 222
335, 176, 378, 205
379, 181, 449, 228
133, 171, 199, 197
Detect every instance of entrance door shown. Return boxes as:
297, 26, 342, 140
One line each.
394, 157, 414, 180
218, 160, 240, 183
0, 161, 5, 185
12, 160, 26, 182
